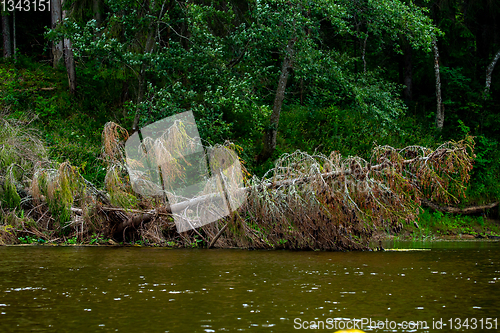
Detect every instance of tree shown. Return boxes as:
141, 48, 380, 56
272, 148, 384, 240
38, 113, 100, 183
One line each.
63, 0, 438, 150
484, 48, 500, 99
1, 11, 12, 58
131, 0, 164, 131
93, 0, 103, 27
258, 36, 296, 162
51, 0, 63, 67
432, 39, 443, 129
62, 0, 77, 94
254, 0, 306, 162
255, 0, 440, 161
18, 117, 474, 250
402, 37, 413, 102
11, 11, 15, 60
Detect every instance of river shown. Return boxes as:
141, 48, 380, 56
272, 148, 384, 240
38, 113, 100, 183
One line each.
0, 241, 499, 332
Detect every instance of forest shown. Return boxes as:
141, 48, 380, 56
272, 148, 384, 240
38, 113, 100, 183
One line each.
0, 0, 499, 249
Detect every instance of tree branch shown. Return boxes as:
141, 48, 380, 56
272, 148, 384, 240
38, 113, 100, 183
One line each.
422, 200, 498, 215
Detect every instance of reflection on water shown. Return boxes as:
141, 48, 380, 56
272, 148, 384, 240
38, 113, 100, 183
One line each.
0, 242, 499, 332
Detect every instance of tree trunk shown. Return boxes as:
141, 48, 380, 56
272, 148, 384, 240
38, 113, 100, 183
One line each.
483, 48, 500, 99
64, 38, 77, 94
51, 0, 63, 68
62, 0, 77, 94
403, 41, 412, 102
114, 213, 152, 238
361, 34, 368, 74
93, 0, 102, 27
132, 38, 156, 130
258, 37, 296, 162
133, 66, 147, 131
132, 3, 159, 131
71, 142, 475, 235
1, 13, 12, 58
12, 11, 15, 60
432, 39, 444, 130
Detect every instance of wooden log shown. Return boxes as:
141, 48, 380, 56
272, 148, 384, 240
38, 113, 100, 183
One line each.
114, 213, 152, 236
208, 222, 228, 249
422, 199, 498, 215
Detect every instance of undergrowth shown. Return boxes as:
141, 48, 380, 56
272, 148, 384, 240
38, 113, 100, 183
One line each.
406, 209, 500, 239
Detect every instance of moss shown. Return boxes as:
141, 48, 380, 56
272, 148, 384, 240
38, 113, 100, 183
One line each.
105, 167, 138, 208
31, 162, 87, 231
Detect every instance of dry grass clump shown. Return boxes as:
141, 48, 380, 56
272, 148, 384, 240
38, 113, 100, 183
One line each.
0, 114, 47, 177
0, 224, 17, 244
0, 114, 47, 209
0, 114, 105, 243
31, 162, 88, 226
0, 114, 49, 242
102, 121, 129, 163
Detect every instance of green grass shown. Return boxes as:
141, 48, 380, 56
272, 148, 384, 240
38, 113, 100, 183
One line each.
406, 209, 500, 239
0, 57, 127, 188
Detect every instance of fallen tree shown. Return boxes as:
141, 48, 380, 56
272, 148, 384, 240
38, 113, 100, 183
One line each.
1, 117, 478, 250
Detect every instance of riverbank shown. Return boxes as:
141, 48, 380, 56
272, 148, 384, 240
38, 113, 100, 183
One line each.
376, 212, 500, 242
3, 213, 499, 248
2, 113, 487, 251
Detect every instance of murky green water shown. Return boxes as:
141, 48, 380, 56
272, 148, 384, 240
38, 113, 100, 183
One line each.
1, 241, 499, 332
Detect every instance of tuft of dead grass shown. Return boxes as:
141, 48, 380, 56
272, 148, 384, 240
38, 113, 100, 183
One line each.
0, 113, 47, 183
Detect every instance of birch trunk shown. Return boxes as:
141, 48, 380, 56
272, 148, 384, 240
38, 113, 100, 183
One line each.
432, 39, 444, 130
1, 13, 11, 58
50, 0, 63, 67
483, 48, 500, 99
361, 35, 368, 73
62, 0, 77, 94
258, 37, 296, 162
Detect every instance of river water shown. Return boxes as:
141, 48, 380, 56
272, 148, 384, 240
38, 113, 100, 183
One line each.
0, 241, 499, 332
